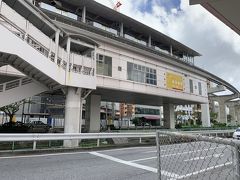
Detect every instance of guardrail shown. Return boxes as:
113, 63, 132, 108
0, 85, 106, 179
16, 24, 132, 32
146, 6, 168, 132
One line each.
115, 129, 235, 136
183, 129, 235, 137
0, 130, 235, 152
0, 132, 156, 151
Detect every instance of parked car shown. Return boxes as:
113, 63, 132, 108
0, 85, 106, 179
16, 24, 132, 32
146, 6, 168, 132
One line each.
232, 128, 240, 139
27, 121, 51, 133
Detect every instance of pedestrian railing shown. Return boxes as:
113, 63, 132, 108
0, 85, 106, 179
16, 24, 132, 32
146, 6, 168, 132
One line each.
156, 131, 240, 180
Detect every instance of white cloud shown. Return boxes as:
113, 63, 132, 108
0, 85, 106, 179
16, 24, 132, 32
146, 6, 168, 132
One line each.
95, 0, 240, 90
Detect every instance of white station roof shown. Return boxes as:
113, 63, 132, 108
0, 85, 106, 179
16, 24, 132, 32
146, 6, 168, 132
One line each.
190, 0, 240, 35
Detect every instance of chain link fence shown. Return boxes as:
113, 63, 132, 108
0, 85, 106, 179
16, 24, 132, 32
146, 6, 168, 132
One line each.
156, 131, 240, 180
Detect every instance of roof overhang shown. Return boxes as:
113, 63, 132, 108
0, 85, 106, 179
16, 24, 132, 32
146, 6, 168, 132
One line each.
38, 0, 201, 57
190, 0, 240, 35
3, 0, 65, 37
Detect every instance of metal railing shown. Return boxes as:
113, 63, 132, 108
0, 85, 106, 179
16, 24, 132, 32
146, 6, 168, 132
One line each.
0, 132, 156, 151
0, 130, 235, 152
116, 129, 235, 137
156, 131, 240, 180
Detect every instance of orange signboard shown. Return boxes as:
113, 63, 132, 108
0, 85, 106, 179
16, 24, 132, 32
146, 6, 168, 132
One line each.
166, 72, 184, 91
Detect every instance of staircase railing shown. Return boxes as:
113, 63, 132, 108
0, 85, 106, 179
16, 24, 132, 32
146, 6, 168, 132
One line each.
0, 77, 32, 92
0, 1, 95, 77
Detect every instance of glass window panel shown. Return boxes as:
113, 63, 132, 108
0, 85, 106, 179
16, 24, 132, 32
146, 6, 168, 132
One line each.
127, 62, 133, 80
134, 64, 138, 69
104, 56, 112, 76
198, 82, 202, 95
97, 61, 103, 75
133, 71, 138, 81
98, 54, 104, 61
127, 62, 157, 85
138, 65, 141, 70
139, 71, 145, 83
96, 54, 112, 76
189, 79, 193, 93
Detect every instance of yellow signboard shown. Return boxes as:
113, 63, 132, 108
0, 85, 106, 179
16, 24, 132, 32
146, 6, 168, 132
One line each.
166, 72, 184, 91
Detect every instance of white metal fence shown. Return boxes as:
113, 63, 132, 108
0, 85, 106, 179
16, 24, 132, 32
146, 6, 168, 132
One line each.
156, 131, 240, 180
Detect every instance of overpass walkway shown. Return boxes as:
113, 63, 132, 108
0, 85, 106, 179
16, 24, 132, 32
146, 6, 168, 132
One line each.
0, 0, 96, 107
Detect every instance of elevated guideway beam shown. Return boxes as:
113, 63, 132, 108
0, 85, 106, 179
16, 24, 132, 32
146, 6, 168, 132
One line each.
208, 85, 226, 94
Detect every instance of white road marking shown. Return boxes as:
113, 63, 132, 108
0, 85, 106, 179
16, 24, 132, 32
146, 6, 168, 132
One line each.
177, 162, 233, 179
0, 151, 88, 159
161, 146, 225, 158
141, 145, 216, 154
142, 150, 157, 153
90, 151, 180, 179
97, 146, 156, 153
130, 156, 157, 162
129, 146, 226, 162
142, 149, 166, 154
184, 153, 223, 162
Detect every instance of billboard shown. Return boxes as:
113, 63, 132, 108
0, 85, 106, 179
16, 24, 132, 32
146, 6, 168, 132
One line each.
166, 72, 184, 91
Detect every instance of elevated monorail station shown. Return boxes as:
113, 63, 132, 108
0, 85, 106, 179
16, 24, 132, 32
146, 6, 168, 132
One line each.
0, 0, 238, 147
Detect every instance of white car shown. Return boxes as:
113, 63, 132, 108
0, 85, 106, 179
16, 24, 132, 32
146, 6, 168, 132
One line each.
232, 128, 240, 139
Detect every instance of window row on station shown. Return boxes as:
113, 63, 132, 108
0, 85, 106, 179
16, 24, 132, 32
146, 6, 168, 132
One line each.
95, 53, 204, 96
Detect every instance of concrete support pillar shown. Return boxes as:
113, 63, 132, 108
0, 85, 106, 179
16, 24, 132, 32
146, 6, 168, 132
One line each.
163, 103, 175, 129
235, 106, 240, 125
85, 95, 101, 132
148, 35, 152, 47
229, 105, 236, 125
82, 6, 86, 23
201, 103, 211, 127
64, 87, 82, 148
66, 38, 71, 74
120, 22, 124, 37
218, 102, 227, 124
54, 29, 60, 63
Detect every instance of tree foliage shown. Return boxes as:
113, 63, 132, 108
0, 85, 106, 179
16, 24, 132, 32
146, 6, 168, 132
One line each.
210, 112, 218, 124
132, 117, 140, 126
0, 100, 31, 123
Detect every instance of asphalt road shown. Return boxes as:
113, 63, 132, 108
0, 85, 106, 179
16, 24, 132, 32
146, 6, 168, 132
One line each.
0, 142, 236, 180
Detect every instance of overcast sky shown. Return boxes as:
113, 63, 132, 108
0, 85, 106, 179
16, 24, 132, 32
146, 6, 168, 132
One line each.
95, 0, 240, 91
